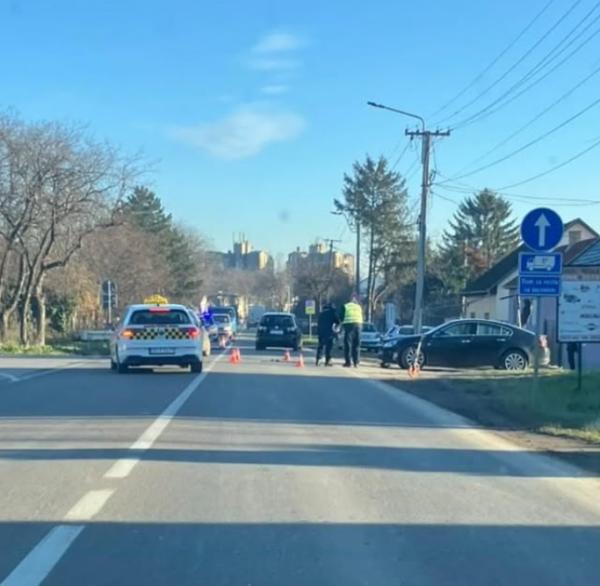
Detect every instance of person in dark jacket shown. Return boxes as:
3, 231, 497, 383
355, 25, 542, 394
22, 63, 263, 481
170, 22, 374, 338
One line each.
316, 303, 340, 366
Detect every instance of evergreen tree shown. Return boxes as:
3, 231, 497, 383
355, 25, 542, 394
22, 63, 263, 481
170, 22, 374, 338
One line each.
438, 189, 520, 292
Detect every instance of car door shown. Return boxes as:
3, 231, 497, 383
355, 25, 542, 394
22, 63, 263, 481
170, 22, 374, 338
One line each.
423, 322, 477, 366
472, 322, 513, 366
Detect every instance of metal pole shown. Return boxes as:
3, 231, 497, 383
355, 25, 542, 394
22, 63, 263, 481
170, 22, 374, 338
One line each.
107, 281, 112, 327
577, 342, 583, 391
533, 298, 542, 396
309, 314, 312, 340
355, 218, 361, 295
413, 132, 431, 334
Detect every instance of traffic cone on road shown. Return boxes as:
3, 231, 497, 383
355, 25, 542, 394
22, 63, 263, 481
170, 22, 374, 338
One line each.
295, 353, 305, 368
283, 349, 291, 362
229, 347, 238, 364
234, 347, 242, 363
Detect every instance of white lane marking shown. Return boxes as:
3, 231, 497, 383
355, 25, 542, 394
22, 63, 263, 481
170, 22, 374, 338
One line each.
104, 352, 224, 479
0, 372, 19, 383
64, 489, 115, 521
16, 361, 86, 383
1, 525, 84, 586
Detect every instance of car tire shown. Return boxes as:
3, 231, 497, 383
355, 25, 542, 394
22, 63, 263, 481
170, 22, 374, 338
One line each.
399, 346, 425, 370
501, 349, 528, 371
190, 361, 203, 373
117, 362, 129, 374
110, 358, 117, 371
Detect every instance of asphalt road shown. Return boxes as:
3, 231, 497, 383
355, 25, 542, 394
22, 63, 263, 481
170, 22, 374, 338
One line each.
1, 335, 599, 585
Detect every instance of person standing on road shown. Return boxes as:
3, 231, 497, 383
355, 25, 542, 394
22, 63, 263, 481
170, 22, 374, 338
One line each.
316, 302, 340, 366
339, 294, 363, 367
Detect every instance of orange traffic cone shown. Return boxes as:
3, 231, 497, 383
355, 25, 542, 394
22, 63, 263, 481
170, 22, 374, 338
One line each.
283, 349, 291, 362
234, 347, 241, 363
229, 348, 237, 364
295, 353, 305, 368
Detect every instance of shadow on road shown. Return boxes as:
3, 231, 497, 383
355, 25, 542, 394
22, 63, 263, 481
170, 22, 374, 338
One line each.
1, 521, 598, 585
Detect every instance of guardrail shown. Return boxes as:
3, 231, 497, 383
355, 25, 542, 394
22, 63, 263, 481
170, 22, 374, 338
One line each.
78, 330, 113, 341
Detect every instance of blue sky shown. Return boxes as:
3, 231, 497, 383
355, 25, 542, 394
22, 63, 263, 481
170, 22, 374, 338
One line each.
2, 0, 599, 259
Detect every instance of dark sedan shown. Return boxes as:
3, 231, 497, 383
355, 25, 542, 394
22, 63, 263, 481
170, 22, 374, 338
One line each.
380, 319, 548, 371
255, 312, 302, 351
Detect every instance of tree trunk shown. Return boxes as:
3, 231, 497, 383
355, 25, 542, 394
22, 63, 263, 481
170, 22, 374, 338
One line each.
0, 313, 8, 342
19, 295, 31, 346
366, 225, 375, 322
33, 282, 47, 346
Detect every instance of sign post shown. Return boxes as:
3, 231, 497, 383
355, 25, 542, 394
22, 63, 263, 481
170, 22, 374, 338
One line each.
519, 208, 564, 391
101, 280, 117, 326
305, 299, 316, 339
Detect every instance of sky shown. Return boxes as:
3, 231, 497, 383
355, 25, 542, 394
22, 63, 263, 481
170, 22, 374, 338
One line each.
1, 0, 600, 260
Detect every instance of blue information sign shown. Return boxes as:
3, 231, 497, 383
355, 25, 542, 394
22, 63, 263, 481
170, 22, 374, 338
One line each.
518, 276, 561, 297
520, 208, 563, 251
518, 252, 562, 276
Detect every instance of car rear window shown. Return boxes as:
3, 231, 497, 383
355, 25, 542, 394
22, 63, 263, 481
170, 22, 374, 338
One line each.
214, 314, 230, 324
261, 315, 294, 328
476, 323, 512, 336
129, 309, 191, 325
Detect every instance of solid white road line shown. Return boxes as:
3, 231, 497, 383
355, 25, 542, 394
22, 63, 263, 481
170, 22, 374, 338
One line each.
104, 352, 225, 479
1, 525, 84, 586
64, 489, 115, 522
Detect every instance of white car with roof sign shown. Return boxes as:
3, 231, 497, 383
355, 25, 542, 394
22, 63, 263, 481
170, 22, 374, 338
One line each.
110, 303, 204, 373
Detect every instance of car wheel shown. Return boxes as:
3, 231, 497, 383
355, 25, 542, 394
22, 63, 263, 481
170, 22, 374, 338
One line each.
110, 358, 117, 371
501, 349, 528, 371
117, 362, 129, 374
190, 361, 203, 373
399, 346, 425, 370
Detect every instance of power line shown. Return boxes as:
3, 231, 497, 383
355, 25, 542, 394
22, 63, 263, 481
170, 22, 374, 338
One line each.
451, 3, 600, 130
436, 0, 584, 126
452, 60, 600, 173
390, 140, 412, 171
440, 94, 600, 183
430, 0, 556, 119
499, 134, 600, 189
452, 22, 600, 132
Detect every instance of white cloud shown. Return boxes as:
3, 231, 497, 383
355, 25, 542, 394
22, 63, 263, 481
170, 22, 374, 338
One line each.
169, 106, 306, 160
246, 31, 304, 71
252, 32, 303, 54
260, 84, 289, 95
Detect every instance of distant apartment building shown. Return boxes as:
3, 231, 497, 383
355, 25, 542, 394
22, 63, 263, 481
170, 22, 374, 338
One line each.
211, 238, 273, 272
287, 241, 354, 277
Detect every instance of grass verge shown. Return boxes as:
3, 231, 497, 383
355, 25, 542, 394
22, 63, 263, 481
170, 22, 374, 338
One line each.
0, 340, 110, 356
446, 369, 600, 443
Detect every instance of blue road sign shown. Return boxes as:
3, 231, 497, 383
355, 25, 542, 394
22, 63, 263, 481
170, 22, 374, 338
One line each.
521, 208, 563, 251
519, 252, 562, 276
519, 275, 561, 297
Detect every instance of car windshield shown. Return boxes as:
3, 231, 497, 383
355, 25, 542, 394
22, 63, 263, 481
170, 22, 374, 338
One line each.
128, 309, 191, 325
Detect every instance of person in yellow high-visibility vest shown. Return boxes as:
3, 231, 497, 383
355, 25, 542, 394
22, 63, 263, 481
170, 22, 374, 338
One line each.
339, 294, 363, 367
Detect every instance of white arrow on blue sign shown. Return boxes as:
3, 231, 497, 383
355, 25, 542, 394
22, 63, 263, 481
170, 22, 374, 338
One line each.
521, 208, 563, 251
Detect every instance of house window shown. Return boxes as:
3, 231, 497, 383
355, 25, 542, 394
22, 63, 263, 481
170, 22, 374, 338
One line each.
484, 312, 490, 320
470, 312, 476, 319
569, 230, 582, 246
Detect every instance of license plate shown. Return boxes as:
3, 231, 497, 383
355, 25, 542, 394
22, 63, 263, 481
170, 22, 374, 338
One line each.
270, 330, 283, 335
149, 348, 175, 355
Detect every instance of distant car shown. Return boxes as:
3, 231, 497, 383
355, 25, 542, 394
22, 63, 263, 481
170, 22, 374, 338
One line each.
211, 306, 238, 335
380, 319, 549, 371
360, 323, 382, 352
190, 312, 211, 357
110, 304, 203, 373
256, 312, 302, 350
212, 314, 233, 343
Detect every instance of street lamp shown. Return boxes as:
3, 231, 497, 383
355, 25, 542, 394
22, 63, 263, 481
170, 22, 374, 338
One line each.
367, 100, 429, 334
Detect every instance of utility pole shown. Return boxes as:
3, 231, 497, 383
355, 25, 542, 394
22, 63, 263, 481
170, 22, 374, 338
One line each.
355, 219, 361, 297
323, 238, 342, 302
368, 101, 450, 333
404, 127, 451, 334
